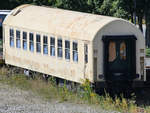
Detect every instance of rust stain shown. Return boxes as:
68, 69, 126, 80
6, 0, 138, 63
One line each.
50, 68, 55, 73
71, 69, 75, 76
43, 64, 49, 69
63, 68, 68, 75
5, 53, 77, 79
31, 61, 40, 69
5, 53, 11, 60
70, 31, 78, 37
23, 58, 31, 65
66, 16, 84, 29
12, 56, 21, 63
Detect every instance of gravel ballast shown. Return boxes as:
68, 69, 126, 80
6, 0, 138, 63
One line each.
0, 83, 119, 113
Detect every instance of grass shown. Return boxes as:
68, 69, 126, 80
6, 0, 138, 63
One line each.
0, 66, 149, 113
146, 48, 150, 57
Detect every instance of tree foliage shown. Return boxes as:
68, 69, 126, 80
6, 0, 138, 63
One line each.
0, 0, 150, 46
98, 0, 128, 19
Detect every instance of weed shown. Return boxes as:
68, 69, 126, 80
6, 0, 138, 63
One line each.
0, 67, 149, 113
80, 79, 94, 103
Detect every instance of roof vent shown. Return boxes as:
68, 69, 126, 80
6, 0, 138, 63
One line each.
11, 4, 31, 16
12, 9, 21, 16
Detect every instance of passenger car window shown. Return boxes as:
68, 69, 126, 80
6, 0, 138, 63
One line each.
50, 37, 55, 56
16, 30, 21, 48
84, 44, 88, 63
43, 36, 48, 55
73, 42, 78, 62
23, 32, 27, 50
109, 41, 116, 62
9, 29, 14, 47
65, 40, 70, 60
36, 34, 41, 53
120, 41, 126, 60
29, 33, 34, 52
57, 39, 62, 58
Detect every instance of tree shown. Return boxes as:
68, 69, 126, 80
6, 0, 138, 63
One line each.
145, 0, 150, 47
135, 0, 145, 32
0, 0, 12, 9
98, 0, 128, 19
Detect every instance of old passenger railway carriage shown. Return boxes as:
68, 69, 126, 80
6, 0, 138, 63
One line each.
3, 4, 145, 88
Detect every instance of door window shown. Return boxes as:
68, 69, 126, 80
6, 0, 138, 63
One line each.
120, 41, 126, 60
109, 41, 116, 62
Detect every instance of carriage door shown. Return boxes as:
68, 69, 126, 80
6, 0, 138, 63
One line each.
103, 36, 136, 81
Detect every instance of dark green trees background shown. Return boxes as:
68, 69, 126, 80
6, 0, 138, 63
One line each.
1, 0, 150, 47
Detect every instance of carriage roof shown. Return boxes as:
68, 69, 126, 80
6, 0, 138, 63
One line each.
3, 4, 137, 41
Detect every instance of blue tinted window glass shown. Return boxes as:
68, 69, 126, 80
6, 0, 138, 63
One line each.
29, 33, 34, 52
9, 29, 14, 47
65, 40, 70, 60
43, 36, 48, 55
30, 43, 34, 51
50, 37, 55, 56
50, 46, 55, 56
16, 39, 21, 48
57, 39, 62, 58
43, 45, 48, 54
73, 42, 78, 62
23, 32, 27, 50
23, 41, 27, 50
0, 15, 6, 26
73, 51, 78, 61
0, 18, 2, 26
36, 34, 41, 53
16, 30, 21, 48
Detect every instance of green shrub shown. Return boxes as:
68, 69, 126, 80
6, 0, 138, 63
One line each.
146, 48, 150, 57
